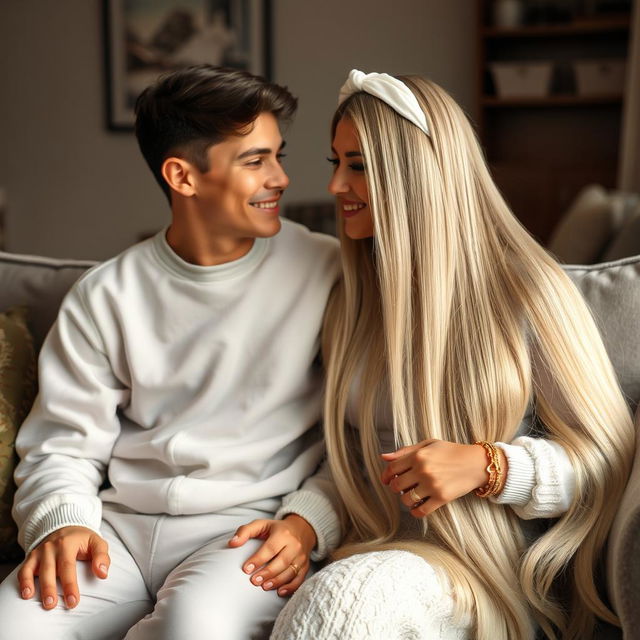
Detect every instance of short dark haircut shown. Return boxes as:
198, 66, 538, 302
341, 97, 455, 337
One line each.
134, 65, 297, 200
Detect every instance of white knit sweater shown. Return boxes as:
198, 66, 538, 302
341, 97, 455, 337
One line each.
13, 219, 340, 554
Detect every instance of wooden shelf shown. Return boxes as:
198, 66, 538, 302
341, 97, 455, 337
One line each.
483, 16, 630, 39
482, 93, 623, 107
476, 1, 629, 241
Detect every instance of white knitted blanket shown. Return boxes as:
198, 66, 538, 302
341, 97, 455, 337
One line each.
270, 550, 472, 640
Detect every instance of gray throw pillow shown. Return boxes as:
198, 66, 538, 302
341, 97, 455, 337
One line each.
601, 205, 640, 262
549, 185, 613, 264
0, 306, 36, 561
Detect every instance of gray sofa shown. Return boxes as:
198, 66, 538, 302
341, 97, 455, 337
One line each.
0, 248, 638, 638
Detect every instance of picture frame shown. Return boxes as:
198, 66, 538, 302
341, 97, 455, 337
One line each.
103, 0, 272, 131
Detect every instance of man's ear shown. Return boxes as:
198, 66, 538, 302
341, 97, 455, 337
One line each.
161, 157, 197, 197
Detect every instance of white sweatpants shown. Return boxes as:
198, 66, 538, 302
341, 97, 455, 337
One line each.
0, 506, 288, 640
271, 550, 473, 640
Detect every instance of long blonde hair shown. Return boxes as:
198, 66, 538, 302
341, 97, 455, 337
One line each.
322, 75, 635, 639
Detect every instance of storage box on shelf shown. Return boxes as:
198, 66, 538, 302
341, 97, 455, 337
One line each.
490, 61, 553, 97
574, 58, 627, 95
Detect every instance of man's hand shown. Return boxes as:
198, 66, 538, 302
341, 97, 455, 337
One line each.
381, 439, 508, 517
228, 514, 316, 597
18, 526, 110, 610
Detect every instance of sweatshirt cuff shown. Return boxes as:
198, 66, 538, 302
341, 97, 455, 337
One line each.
275, 490, 341, 561
20, 495, 103, 554
490, 442, 536, 506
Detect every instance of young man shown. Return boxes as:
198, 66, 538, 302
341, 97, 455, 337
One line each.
0, 65, 340, 639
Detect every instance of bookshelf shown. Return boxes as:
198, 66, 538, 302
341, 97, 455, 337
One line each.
476, 1, 632, 241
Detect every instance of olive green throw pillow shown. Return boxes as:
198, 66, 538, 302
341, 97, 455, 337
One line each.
0, 306, 36, 560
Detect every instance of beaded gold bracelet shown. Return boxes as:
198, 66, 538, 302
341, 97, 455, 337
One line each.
474, 441, 505, 498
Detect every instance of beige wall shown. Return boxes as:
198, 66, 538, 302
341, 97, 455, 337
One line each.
0, 0, 476, 260
274, 0, 477, 203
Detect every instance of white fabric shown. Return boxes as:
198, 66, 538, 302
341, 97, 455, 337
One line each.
12, 219, 340, 555
338, 69, 431, 136
0, 508, 285, 640
271, 550, 471, 640
493, 438, 576, 518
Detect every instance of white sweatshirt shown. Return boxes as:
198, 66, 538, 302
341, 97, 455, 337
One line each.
13, 219, 340, 553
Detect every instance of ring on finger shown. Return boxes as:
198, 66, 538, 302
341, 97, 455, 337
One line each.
409, 487, 422, 504
289, 562, 300, 576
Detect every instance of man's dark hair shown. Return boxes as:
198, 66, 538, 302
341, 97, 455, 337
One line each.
134, 65, 297, 201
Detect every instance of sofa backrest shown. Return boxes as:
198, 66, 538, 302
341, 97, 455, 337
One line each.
0, 251, 94, 350
565, 255, 640, 412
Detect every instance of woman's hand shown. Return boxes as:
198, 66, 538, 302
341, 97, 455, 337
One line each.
380, 439, 507, 517
228, 514, 316, 597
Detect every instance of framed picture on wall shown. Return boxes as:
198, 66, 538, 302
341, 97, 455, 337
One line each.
103, 0, 272, 131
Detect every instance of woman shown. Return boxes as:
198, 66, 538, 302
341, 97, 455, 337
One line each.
269, 70, 635, 639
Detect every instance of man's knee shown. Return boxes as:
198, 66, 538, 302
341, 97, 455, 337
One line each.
0, 591, 56, 640
135, 587, 282, 640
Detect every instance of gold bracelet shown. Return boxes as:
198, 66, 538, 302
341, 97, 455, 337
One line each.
474, 441, 504, 498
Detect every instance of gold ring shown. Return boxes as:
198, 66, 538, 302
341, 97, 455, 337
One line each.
289, 562, 300, 576
409, 487, 422, 504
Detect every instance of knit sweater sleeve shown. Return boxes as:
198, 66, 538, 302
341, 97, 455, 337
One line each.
275, 457, 342, 561
13, 281, 125, 553
489, 437, 575, 518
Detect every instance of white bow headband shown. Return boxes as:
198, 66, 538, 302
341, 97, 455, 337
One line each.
338, 69, 430, 137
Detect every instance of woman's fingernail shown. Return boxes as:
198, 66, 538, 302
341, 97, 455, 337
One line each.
66, 595, 77, 608
44, 596, 54, 607
244, 563, 255, 573
264, 581, 273, 589
21, 587, 31, 598
230, 535, 240, 542
279, 589, 288, 596
254, 575, 263, 584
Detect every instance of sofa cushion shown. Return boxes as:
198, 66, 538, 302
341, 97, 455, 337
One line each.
606, 416, 640, 637
0, 306, 36, 562
564, 255, 640, 636
0, 252, 94, 350
565, 256, 640, 411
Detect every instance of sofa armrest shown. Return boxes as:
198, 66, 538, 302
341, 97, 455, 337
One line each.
606, 412, 640, 635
